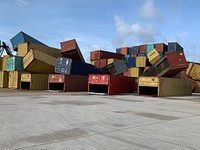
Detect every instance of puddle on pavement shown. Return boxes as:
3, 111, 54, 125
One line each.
135, 112, 179, 120
24, 128, 87, 144
40, 100, 104, 106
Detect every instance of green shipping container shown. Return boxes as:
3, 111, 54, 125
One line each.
146, 44, 155, 53
7, 56, 24, 71
124, 55, 130, 61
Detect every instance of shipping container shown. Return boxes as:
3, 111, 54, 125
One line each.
18, 42, 62, 57
88, 74, 136, 95
155, 43, 168, 52
123, 69, 130, 77
116, 48, 121, 54
120, 47, 129, 55
55, 57, 106, 76
93, 50, 124, 60
186, 63, 200, 80
8, 71, 22, 89
142, 66, 158, 76
168, 42, 183, 52
127, 57, 136, 68
124, 55, 130, 61
139, 44, 146, 54
104, 60, 128, 75
23, 50, 57, 74
131, 54, 137, 58
2, 55, 9, 71
136, 56, 146, 67
193, 81, 200, 93
130, 67, 143, 77
7, 56, 24, 71
0, 57, 2, 71
146, 44, 154, 53
20, 73, 48, 90
147, 49, 161, 65
138, 77, 192, 97
158, 52, 165, 57
94, 59, 107, 68
138, 53, 147, 57
129, 46, 139, 55
90, 51, 95, 61
60, 39, 85, 62
48, 74, 88, 92
107, 58, 120, 65
90, 60, 94, 65
0, 71, 8, 88
10, 31, 46, 51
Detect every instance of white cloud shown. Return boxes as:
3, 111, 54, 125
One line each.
16, 0, 29, 6
139, 0, 162, 22
113, 15, 157, 48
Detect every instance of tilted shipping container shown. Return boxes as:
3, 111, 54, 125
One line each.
186, 63, 200, 80
147, 49, 161, 65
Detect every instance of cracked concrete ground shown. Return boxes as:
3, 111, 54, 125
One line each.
0, 89, 200, 150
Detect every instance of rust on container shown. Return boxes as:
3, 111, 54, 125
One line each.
48, 74, 88, 92
155, 43, 168, 52
94, 50, 124, 60
139, 45, 146, 54
88, 74, 136, 95
60, 39, 85, 62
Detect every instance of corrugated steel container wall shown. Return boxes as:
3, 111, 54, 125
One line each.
128, 46, 139, 55
7, 56, 24, 71
60, 39, 85, 62
124, 55, 130, 61
104, 60, 128, 75
120, 47, 129, 55
55, 57, 106, 76
0, 57, 2, 71
139, 45, 146, 54
186, 63, 200, 80
88, 74, 136, 95
138, 54, 147, 57
94, 60, 100, 68
8, 71, 22, 89
138, 77, 192, 97
94, 50, 124, 60
48, 74, 88, 92
193, 81, 200, 93
107, 59, 120, 65
147, 49, 161, 65
0, 71, 8, 88
158, 52, 165, 57
155, 43, 168, 52
90, 51, 95, 61
116, 48, 121, 54
123, 69, 131, 77
94, 59, 107, 68
127, 57, 136, 68
136, 56, 146, 67
10, 31, 46, 51
23, 50, 57, 74
130, 67, 143, 77
168, 42, 183, 52
146, 44, 155, 53
18, 42, 62, 57
2, 55, 9, 71
21, 73, 48, 90
142, 66, 158, 76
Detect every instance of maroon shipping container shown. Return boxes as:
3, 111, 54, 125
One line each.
155, 43, 168, 52
60, 39, 85, 62
156, 51, 188, 77
88, 74, 136, 95
93, 50, 124, 60
48, 74, 88, 92
90, 51, 95, 61
139, 45, 146, 54
94, 59, 107, 68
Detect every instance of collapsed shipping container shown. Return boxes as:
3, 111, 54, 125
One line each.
10, 31, 46, 51
55, 57, 106, 76
23, 50, 57, 74
60, 39, 85, 62
186, 63, 200, 80
18, 42, 62, 57
91, 50, 124, 61
88, 74, 136, 95
147, 49, 161, 65
138, 77, 192, 97
48, 74, 88, 92
21, 73, 48, 90
7, 56, 23, 71
0, 71, 8, 88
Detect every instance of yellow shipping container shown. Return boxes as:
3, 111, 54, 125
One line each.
90, 61, 94, 65
186, 63, 200, 80
23, 50, 57, 74
0, 57, 2, 71
130, 67, 143, 77
138, 77, 192, 97
21, 73, 48, 90
18, 42, 62, 57
8, 71, 22, 89
147, 49, 161, 65
0, 71, 8, 88
107, 59, 121, 65
2, 55, 9, 71
136, 56, 146, 67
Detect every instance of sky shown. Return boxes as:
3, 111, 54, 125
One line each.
0, 0, 200, 62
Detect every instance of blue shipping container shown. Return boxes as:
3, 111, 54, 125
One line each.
10, 31, 46, 51
129, 46, 139, 55
167, 42, 183, 52
116, 48, 121, 54
55, 57, 106, 76
7, 56, 24, 71
138, 53, 147, 57
127, 57, 136, 68
158, 52, 165, 57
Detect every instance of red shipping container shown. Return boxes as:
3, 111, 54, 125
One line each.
120, 47, 128, 55
48, 74, 88, 92
60, 39, 85, 62
88, 74, 136, 95
94, 60, 100, 68
90, 51, 95, 61
94, 59, 107, 68
139, 45, 146, 54
94, 50, 124, 60
155, 43, 168, 52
